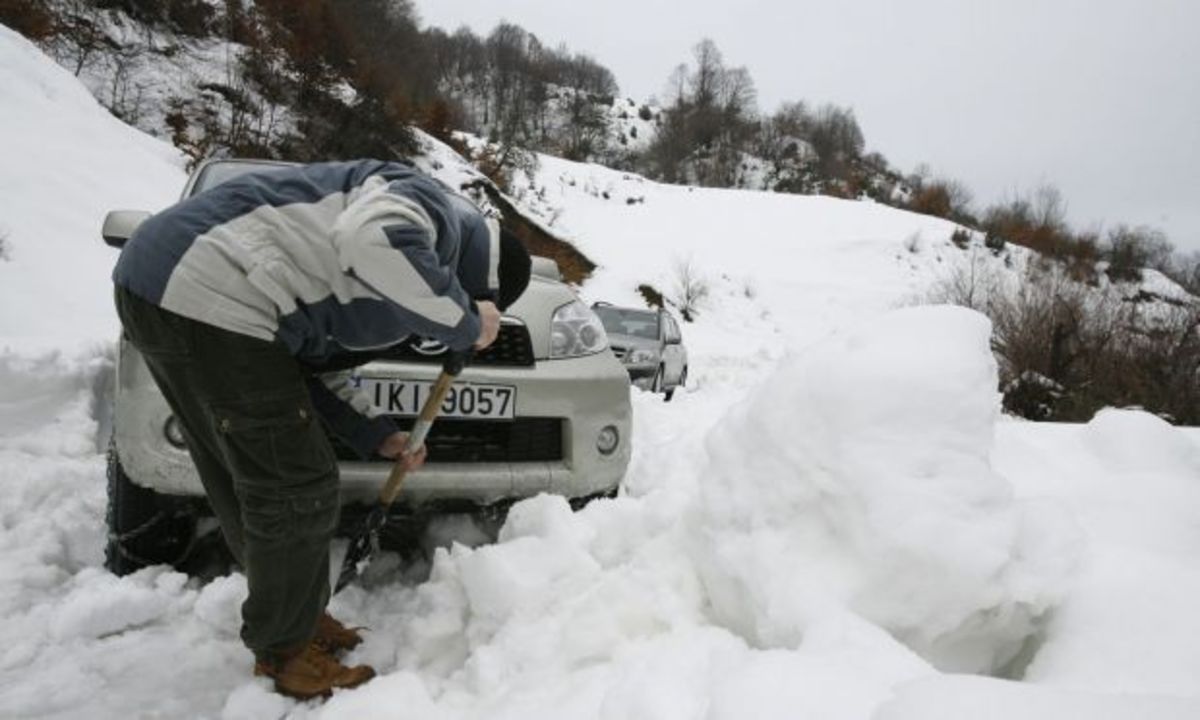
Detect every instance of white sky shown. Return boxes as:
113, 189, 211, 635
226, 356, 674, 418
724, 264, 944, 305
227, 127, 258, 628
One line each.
413, 0, 1200, 251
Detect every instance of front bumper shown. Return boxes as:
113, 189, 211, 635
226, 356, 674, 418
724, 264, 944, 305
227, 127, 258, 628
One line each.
624, 363, 657, 389
113, 340, 632, 507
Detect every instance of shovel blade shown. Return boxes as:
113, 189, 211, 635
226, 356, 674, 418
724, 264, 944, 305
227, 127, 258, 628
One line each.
334, 504, 387, 594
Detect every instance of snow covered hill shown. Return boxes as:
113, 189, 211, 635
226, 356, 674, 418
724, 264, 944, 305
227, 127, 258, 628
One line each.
3, 23, 1200, 720
0, 25, 184, 352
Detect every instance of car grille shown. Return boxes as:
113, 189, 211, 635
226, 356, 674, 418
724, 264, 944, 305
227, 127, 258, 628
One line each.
329, 417, 564, 463
376, 323, 535, 367
610, 345, 629, 361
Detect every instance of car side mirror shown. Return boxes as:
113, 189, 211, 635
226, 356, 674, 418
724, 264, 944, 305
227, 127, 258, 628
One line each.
102, 210, 151, 248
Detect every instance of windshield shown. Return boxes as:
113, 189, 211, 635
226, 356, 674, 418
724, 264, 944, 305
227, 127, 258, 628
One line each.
190, 161, 295, 196
594, 306, 659, 340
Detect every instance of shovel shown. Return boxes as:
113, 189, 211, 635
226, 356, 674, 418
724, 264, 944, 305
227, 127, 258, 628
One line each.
334, 351, 471, 593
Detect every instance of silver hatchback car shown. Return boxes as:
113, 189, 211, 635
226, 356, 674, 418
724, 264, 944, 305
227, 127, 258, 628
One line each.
592, 303, 689, 401
102, 159, 632, 575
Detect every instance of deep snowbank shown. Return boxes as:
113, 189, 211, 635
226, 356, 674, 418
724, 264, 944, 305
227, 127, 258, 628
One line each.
0, 25, 184, 352
690, 305, 1079, 673
996, 409, 1200, 697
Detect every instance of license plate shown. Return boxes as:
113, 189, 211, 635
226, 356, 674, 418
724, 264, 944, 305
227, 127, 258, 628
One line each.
359, 378, 516, 420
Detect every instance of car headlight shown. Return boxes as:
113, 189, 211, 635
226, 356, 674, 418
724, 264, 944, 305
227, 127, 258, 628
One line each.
550, 299, 609, 358
628, 348, 659, 364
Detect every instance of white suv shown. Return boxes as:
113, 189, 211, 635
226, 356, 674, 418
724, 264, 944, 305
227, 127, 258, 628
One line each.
101, 159, 632, 575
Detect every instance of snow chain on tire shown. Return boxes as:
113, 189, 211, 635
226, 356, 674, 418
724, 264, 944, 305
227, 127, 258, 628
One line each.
108, 507, 199, 569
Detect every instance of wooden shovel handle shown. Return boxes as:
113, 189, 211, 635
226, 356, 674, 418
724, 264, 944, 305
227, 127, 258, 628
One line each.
377, 353, 470, 506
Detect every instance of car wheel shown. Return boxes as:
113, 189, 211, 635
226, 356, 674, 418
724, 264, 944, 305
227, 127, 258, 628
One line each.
105, 441, 198, 576
664, 367, 686, 403
652, 365, 665, 394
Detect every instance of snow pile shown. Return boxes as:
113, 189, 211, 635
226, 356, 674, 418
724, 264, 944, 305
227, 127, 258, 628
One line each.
690, 305, 1079, 673
0, 25, 184, 353
995, 409, 1200, 697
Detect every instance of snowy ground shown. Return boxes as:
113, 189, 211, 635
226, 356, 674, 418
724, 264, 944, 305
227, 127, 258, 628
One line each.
3, 24, 1200, 720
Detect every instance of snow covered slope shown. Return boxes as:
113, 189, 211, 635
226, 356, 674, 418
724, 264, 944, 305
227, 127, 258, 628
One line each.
3, 24, 1200, 720
0, 26, 185, 353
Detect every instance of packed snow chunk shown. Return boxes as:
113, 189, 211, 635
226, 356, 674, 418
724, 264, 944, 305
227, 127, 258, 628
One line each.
194, 573, 248, 638
875, 674, 1200, 720
1082, 408, 1200, 475
690, 305, 1079, 673
219, 682, 291, 720
320, 672, 448, 720
456, 498, 601, 632
49, 568, 175, 640
706, 614, 931, 720
498, 492, 597, 546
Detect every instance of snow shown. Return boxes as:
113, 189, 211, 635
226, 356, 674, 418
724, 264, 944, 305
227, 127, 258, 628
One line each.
689, 306, 1078, 674
995, 410, 1200, 697
876, 674, 1200, 720
4, 23, 1200, 720
0, 26, 185, 354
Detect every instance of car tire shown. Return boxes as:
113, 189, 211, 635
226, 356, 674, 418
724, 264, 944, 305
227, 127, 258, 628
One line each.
664, 367, 687, 403
105, 441, 198, 576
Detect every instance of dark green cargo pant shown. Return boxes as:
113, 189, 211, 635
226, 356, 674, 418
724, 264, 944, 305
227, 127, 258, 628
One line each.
114, 286, 338, 663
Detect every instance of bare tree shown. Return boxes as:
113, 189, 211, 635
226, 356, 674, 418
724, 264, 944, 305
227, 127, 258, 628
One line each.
669, 256, 710, 322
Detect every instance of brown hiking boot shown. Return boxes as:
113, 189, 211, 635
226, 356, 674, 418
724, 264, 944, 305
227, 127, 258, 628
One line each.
254, 642, 375, 700
314, 611, 365, 654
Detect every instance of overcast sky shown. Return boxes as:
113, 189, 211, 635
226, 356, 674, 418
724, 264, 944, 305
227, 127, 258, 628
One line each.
413, 0, 1200, 250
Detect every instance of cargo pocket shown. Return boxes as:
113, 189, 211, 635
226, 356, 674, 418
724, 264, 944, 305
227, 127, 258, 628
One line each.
239, 482, 339, 544
212, 395, 337, 493
288, 482, 340, 541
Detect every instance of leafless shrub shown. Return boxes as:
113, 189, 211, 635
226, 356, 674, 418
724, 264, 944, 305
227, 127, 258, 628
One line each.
926, 249, 1002, 312
1103, 225, 1173, 283
669, 257, 710, 322
931, 260, 1200, 422
907, 176, 974, 225
988, 268, 1127, 420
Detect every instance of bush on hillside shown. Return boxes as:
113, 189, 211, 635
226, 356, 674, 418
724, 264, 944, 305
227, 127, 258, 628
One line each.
1104, 224, 1172, 283
930, 261, 1200, 423
984, 230, 1006, 255
926, 250, 1000, 312
669, 257, 710, 322
94, 0, 216, 36
1163, 250, 1200, 296
907, 176, 974, 225
979, 185, 1105, 281
950, 228, 972, 249
0, 0, 56, 39
637, 284, 665, 310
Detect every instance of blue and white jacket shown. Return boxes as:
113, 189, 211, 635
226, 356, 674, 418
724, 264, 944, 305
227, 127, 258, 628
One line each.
113, 160, 501, 457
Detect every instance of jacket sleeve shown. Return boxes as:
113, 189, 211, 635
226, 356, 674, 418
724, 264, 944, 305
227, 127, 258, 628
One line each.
306, 371, 397, 459
333, 185, 481, 351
